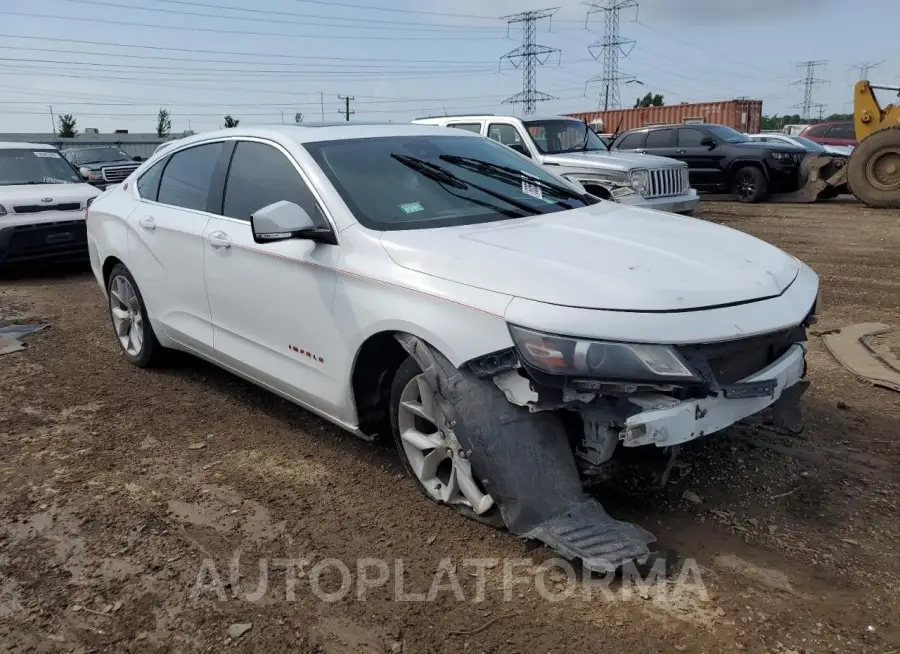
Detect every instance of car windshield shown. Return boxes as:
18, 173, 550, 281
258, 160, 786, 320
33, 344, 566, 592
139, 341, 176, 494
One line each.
789, 136, 826, 152
0, 148, 82, 185
305, 134, 593, 231
706, 125, 751, 144
72, 148, 132, 164
523, 119, 609, 154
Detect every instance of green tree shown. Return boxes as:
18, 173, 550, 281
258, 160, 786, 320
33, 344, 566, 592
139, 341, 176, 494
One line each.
294, 111, 304, 123
57, 114, 77, 138
223, 115, 240, 128
634, 93, 665, 108
156, 108, 171, 138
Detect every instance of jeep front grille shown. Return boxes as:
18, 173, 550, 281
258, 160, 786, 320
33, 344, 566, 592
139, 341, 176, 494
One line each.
648, 168, 686, 198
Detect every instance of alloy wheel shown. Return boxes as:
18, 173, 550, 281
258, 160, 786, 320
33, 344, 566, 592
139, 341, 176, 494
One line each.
109, 275, 144, 357
736, 172, 756, 199
396, 373, 494, 515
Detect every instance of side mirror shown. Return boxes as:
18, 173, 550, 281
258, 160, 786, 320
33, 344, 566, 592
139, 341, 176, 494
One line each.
132, 155, 143, 162
250, 200, 335, 245
78, 166, 91, 179
700, 136, 716, 148
507, 143, 530, 158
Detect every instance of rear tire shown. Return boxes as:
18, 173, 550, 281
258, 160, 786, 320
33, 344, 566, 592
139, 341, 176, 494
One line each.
731, 166, 768, 203
106, 263, 162, 367
848, 126, 900, 208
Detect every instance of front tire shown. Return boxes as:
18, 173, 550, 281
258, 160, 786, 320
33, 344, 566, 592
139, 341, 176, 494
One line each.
848, 126, 900, 208
106, 263, 162, 367
389, 356, 501, 525
731, 165, 768, 203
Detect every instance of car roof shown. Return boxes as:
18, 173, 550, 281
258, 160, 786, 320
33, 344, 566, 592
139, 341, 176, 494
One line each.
61, 145, 123, 152
415, 114, 582, 123
0, 141, 57, 150
164, 123, 480, 149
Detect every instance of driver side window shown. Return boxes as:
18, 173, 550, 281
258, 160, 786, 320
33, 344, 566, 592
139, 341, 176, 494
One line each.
487, 123, 530, 158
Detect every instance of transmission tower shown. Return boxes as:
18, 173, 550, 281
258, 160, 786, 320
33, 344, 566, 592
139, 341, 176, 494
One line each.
584, 0, 638, 111
853, 61, 884, 81
791, 60, 828, 121
499, 9, 561, 115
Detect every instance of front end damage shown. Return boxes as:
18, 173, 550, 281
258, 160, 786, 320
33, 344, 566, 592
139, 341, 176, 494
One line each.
396, 321, 811, 573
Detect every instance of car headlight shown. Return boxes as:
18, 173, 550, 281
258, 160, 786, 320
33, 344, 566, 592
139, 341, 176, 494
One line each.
629, 169, 651, 197
770, 151, 792, 161
508, 325, 698, 381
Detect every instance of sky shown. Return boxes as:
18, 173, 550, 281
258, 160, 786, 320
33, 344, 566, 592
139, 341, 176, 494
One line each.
0, 0, 897, 134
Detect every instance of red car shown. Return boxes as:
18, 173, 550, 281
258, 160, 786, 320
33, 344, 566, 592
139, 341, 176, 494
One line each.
799, 121, 857, 147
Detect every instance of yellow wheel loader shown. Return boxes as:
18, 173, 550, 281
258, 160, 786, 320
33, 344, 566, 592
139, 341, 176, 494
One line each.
780, 80, 900, 207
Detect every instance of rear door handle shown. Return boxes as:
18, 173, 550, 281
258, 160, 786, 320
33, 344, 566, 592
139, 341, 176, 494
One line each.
138, 216, 156, 231
207, 231, 232, 250
676, 149, 687, 154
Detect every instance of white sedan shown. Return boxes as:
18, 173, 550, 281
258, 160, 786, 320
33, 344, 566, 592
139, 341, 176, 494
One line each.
87, 124, 819, 570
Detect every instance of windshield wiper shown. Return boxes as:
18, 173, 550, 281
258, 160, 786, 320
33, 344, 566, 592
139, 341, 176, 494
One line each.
439, 155, 587, 204
391, 153, 538, 217
2, 181, 48, 185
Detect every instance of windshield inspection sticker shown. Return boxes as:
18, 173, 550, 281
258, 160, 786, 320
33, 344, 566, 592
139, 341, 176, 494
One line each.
521, 175, 543, 200
399, 201, 424, 214
34, 151, 61, 158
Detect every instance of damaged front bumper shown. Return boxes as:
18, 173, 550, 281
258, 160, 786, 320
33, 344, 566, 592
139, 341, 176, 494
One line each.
623, 342, 807, 448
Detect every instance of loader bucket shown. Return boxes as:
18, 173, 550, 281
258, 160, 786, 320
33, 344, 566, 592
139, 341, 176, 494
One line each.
774, 154, 849, 203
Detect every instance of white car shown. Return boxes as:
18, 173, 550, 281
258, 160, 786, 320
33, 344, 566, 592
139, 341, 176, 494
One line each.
0, 142, 100, 268
748, 133, 853, 157
86, 124, 819, 569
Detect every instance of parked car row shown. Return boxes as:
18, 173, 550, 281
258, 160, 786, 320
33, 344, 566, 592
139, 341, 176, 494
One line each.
83, 123, 818, 569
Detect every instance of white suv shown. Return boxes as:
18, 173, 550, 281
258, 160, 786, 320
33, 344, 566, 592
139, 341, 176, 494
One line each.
87, 124, 818, 570
0, 142, 100, 268
413, 114, 699, 214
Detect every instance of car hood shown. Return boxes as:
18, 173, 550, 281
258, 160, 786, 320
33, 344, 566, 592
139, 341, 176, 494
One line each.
379, 202, 800, 312
542, 150, 684, 172
0, 182, 99, 205
78, 160, 139, 170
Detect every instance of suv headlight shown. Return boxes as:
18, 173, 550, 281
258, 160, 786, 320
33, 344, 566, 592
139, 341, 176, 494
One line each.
508, 325, 698, 381
629, 169, 651, 197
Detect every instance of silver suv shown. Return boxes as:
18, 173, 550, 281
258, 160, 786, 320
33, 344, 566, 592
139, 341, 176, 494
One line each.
413, 114, 699, 214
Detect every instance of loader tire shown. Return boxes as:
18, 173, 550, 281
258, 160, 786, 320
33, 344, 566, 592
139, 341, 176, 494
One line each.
848, 126, 900, 209
731, 165, 768, 203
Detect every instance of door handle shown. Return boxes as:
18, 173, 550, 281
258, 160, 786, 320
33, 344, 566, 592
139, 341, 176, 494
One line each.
676, 149, 686, 154
207, 231, 232, 250
138, 216, 156, 231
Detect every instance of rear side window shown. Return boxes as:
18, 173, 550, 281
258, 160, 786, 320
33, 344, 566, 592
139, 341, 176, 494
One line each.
157, 142, 224, 212
828, 124, 855, 139
615, 132, 646, 150
805, 124, 829, 137
447, 123, 481, 133
136, 158, 167, 201
223, 141, 324, 224
645, 129, 675, 148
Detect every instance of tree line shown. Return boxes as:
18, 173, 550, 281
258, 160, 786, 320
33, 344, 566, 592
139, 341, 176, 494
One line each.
54, 109, 307, 138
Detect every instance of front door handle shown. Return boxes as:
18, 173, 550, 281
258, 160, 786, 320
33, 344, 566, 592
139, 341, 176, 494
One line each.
207, 231, 232, 250
676, 149, 687, 155
138, 216, 156, 231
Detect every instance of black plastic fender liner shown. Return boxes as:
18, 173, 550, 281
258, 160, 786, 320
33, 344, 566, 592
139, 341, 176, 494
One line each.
395, 334, 655, 572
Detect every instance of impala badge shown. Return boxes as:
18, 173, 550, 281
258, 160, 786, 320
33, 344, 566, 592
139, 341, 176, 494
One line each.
41, 197, 53, 203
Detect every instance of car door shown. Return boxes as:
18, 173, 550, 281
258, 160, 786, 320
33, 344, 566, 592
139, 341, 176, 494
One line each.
201, 138, 343, 415
127, 141, 225, 353
642, 128, 678, 158
675, 127, 726, 190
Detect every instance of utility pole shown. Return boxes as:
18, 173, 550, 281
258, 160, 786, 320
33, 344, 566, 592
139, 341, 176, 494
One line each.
585, 0, 638, 111
852, 61, 884, 81
338, 95, 354, 122
499, 9, 561, 115
791, 60, 828, 122
49, 105, 57, 136
319, 92, 325, 122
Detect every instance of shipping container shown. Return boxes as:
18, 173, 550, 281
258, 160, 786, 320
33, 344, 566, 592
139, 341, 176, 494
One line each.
566, 100, 763, 135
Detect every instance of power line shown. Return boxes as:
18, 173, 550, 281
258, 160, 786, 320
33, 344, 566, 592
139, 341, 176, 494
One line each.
791, 60, 828, 121
0, 11, 502, 41
500, 9, 561, 115
338, 95, 355, 121
584, 0, 638, 110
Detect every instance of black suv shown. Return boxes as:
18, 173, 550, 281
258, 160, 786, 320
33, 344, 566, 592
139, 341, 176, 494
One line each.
609, 124, 806, 202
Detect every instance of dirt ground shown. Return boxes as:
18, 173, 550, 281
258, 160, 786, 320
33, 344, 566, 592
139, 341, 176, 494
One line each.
2, 199, 900, 653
